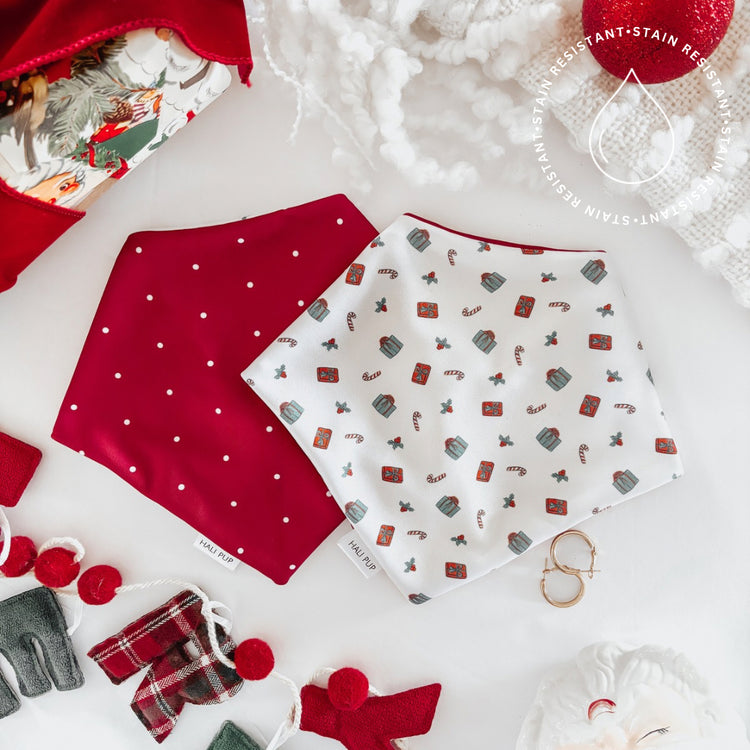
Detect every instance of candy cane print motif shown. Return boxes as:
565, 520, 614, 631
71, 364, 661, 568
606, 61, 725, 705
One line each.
443, 370, 465, 380
514, 345, 525, 366
407, 530, 428, 540
346, 312, 356, 331
377, 268, 399, 279
412, 411, 422, 431
345, 433, 365, 444
506, 466, 527, 476
462, 306, 481, 316
526, 403, 547, 414
548, 301, 571, 312
579, 444, 589, 464
276, 337, 297, 347
476, 509, 486, 529
448, 248, 457, 265
427, 473, 446, 483
614, 403, 637, 414
362, 370, 382, 381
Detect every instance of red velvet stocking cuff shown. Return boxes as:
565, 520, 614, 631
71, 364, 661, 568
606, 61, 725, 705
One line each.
0, 432, 42, 507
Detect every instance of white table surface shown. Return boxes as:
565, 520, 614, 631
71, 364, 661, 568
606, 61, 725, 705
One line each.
1, 37, 749, 750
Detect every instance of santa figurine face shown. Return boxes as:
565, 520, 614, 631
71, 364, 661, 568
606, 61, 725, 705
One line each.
516, 643, 749, 750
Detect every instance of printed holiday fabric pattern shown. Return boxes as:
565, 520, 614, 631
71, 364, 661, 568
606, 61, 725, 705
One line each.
243, 214, 683, 602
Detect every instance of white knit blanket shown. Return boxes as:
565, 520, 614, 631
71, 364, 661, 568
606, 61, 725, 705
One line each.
250, 0, 750, 306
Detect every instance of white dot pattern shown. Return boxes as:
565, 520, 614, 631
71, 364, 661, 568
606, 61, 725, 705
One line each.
102, 327, 110, 334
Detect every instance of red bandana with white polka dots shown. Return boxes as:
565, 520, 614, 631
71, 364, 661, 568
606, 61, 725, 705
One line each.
53, 195, 378, 583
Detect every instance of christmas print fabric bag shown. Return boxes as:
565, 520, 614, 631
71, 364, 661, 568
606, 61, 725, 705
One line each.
242, 214, 683, 602
0, 28, 230, 210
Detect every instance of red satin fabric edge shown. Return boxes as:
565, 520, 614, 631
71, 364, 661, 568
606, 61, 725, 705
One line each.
0, 0, 253, 83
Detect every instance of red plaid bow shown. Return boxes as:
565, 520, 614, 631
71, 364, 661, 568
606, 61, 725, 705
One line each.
88, 590, 243, 743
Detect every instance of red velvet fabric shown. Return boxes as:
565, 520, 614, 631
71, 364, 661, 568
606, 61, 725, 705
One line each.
0, 0, 253, 293
300, 680, 442, 750
53, 195, 379, 584
0, 430, 42, 507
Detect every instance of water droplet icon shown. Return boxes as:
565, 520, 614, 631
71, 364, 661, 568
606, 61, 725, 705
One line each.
588, 68, 675, 186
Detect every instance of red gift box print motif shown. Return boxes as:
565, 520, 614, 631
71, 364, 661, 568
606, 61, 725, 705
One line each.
589, 333, 612, 350
313, 428, 332, 449
381, 466, 404, 483
514, 295, 535, 318
546, 498, 568, 515
411, 362, 432, 385
476, 460, 494, 482
316, 367, 339, 383
345, 262, 366, 285
655, 438, 677, 454
579, 394, 601, 417
445, 562, 467, 579
377, 524, 395, 546
481, 401, 503, 416
407, 228, 431, 252
417, 301, 439, 319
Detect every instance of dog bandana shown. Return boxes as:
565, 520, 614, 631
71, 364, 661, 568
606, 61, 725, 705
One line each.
0, 587, 84, 718
207, 722, 263, 750
0, 431, 41, 507
242, 213, 683, 602
88, 590, 242, 743
53, 196, 377, 583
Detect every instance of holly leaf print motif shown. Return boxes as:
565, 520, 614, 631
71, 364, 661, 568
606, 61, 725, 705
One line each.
451, 535, 468, 546
404, 557, 416, 572
435, 337, 451, 350
274, 364, 287, 379
609, 432, 623, 447
489, 372, 505, 385
375, 297, 387, 313
440, 399, 453, 414
597, 304, 614, 317
422, 271, 438, 285
541, 272, 557, 282
551, 469, 569, 483
321, 338, 338, 351
544, 331, 558, 346
341, 461, 353, 477
503, 493, 516, 508
498, 434, 514, 447
399, 500, 414, 512
335, 401, 351, 414
388, 436, 405, 450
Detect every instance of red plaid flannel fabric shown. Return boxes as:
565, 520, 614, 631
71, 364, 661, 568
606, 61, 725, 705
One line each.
88, 590, 243, 743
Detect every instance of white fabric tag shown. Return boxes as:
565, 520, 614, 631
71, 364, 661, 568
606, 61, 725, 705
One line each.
338, 529, 382, 578
193, 535, 240, 571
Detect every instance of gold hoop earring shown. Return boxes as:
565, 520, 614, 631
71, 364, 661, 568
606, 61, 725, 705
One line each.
550, 529, 599, 579
540, 561, 585, 608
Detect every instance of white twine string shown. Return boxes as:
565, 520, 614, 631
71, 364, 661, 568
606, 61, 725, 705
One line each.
38, 536, 86, 563
0, 508, 11, 566
265, 670, 303, 750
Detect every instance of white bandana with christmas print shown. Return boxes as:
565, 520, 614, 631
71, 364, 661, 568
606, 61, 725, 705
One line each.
242, 213, 683, 603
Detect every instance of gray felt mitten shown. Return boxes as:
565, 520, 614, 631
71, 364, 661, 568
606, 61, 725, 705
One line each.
207, 721, 263, 750
0, 587, 84, 717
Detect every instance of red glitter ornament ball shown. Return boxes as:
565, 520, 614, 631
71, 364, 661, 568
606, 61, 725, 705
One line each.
77, 564, 122, 605
34, 547, 80, 588
328, 667, 370, 711
0, 536, 37, 577
233, 638, 275, 681
582, 0, 735, 83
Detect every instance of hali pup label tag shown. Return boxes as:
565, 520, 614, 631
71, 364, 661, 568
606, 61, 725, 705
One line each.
193, 535, 240, 571
337, 529, 381, 579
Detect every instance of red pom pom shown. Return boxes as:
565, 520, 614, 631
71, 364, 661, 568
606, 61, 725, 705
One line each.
234, 638, 274, 680
582, 0, 734, 83
0, 536, 37, 577
77, 565, 122, 605
34, 547, 80, 588
328, 668, 369, 711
